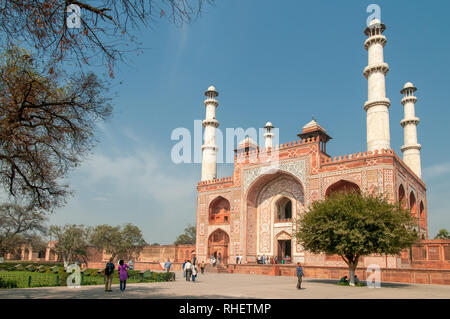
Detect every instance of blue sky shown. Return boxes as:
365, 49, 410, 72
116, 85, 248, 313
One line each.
49, 0, 450, 243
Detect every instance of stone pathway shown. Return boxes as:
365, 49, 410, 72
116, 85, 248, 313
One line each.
0, 272, 449, 299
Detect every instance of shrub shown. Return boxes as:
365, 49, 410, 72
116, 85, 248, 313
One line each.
0, 278, 18, 289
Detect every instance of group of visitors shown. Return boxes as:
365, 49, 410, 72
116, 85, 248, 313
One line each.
104, 257, 130, 292
339, 275, 360, 285
235, 255, 243, 264
256, 255, 292, 264
182, 259, 199, 282
210, 252, 222, 266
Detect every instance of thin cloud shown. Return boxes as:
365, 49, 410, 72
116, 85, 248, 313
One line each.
423, 162, 450, 179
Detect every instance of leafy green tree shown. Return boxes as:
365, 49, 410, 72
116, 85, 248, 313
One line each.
90, 223, 147, 260
296, 191, 418, 286
48, 224, 91, 264
435, 229, 450, 240
174, 224, 196, 245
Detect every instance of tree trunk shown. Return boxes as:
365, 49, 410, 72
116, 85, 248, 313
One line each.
349, 262, 356, 286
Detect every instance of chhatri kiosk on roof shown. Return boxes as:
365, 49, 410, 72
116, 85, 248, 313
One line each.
195, 18, 426, 265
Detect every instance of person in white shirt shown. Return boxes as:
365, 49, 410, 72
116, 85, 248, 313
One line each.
191, 263, 198, 282
185, 260, 192, 281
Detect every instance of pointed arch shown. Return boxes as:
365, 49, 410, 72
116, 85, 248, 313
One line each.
398, 184, 406, 209
208, 228, 230, 264
275, 196, 292, 221
209, 196, 230, 225
325, 180, 361, 197
244, 170, 304, 261
419, 201, 425, 226
410, 191, 417, 216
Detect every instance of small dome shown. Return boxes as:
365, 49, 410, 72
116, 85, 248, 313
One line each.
265, 121, 273, 128
205, 85, 219, 97
403, 82, 415, 89
400, 82, 417, 94
238, 136, 258, 147
303, 119, 318, 129
369, 18, 381, 26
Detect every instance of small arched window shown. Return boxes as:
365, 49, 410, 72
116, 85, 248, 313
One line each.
275, 197, 292, 221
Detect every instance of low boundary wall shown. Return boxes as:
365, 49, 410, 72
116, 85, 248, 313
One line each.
227, 264, 450, 285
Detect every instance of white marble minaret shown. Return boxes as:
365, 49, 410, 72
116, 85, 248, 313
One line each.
363, 19, 391, 152
264, 121, 274, 149
201, 86, 219, 181
400, 82, 422, 178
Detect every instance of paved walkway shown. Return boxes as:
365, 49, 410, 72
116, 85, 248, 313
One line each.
0, 272, 449, 299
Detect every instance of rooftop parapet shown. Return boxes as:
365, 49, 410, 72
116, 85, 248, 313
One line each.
197, 176, 233, 186
320, 148, 395, 164
234, 136, 319, 160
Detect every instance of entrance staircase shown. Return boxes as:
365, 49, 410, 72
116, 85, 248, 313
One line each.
205, 263, 229, 274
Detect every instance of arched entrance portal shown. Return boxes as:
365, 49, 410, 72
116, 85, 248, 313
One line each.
208, 229, 230, 264
245, 171, 305, 262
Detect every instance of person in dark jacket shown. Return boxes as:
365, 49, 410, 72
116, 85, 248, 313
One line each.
296, 262, 304, 289
104, 257, 115, 292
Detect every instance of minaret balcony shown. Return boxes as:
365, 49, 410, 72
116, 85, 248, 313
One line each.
204, 99, 219, 107
401, 96, 418, 105
363, 62, 389, 79
202, 119, 219, 128
400, 117, 420, 127
364, 34, 387, 50
364, 98, 391, 111
401, 144, 422, 152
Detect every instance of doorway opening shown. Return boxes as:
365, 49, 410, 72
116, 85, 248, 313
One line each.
277, 239, 291, 260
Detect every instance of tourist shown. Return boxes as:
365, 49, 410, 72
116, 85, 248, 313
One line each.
354, 275, 360, 285
185, 260, 193, 281
257, 255, 260, 264
104, 257, 115, 292
218, 252, 222, 264
239, 255, 242, 264
191, 263, 198, 282
296, 262, 304, 289
236, 255, 239, 264
182, 260, 187, 278
212, 257, 217, 267
118, 260, 129, 291
164, 259, 172, 273
193, 255, 197, 265
128, 259, 134, 270
200, 261, 205, 274
339, 276, 348, 283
